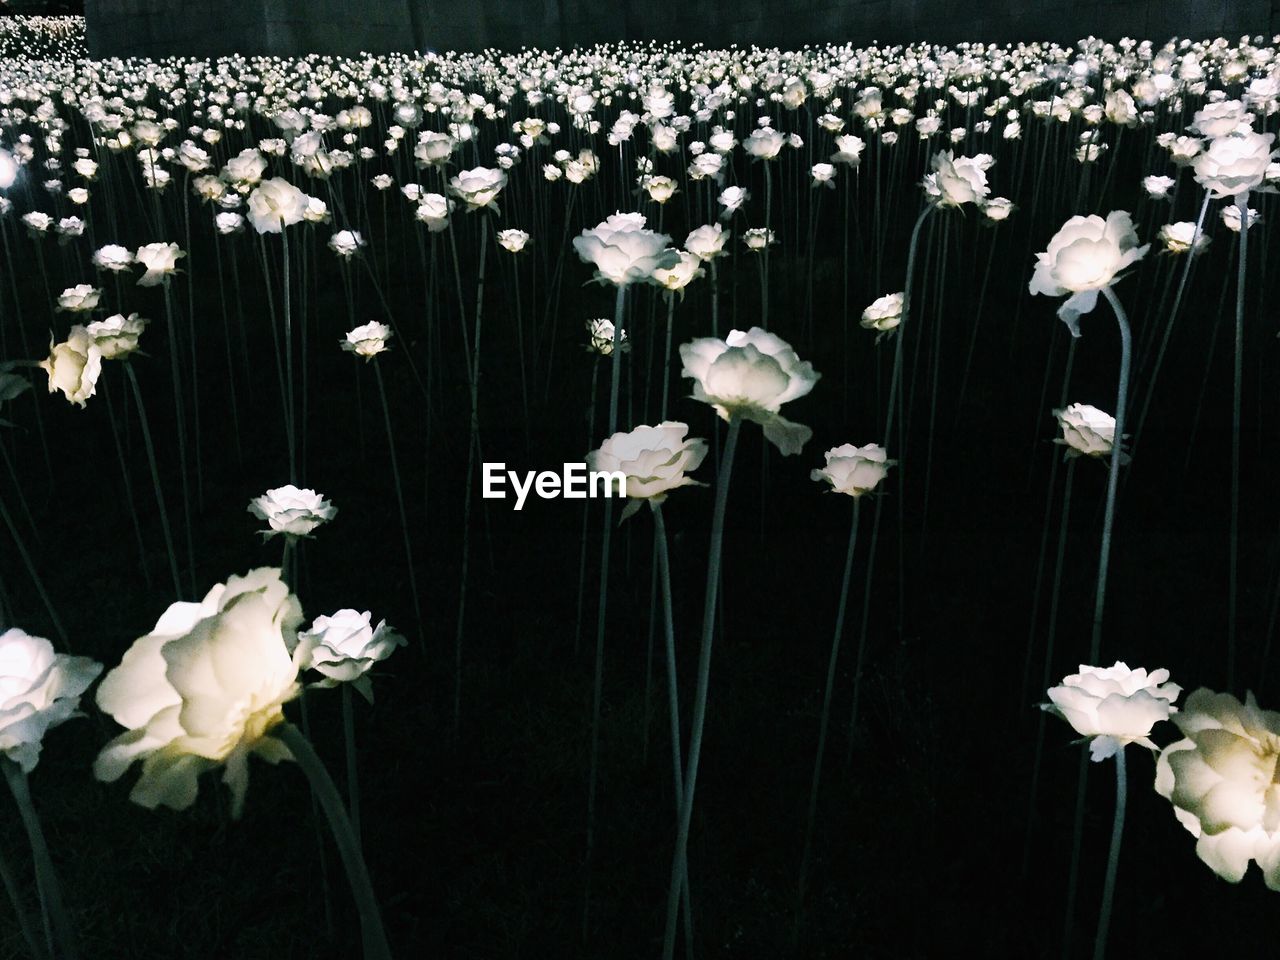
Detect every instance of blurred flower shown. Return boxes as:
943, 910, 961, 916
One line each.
685, 223, 730, 261
296, 610, 405, 701
1142, 175, 1176, 199
1192, 131, 1278, 198
982, 197, 1015, 222
247, 178, 308, 233
135, 242, 185, 286
679, 327, 819, 455
94, 568, 305, 816
717, 185, 749, 218
652, 250, 704, 295
415, 193, 454, 232
56, 283, 100, 312
923, 151, 994, 207
1159, 222, 1210, 256
1029, 211, 1148, 335
573, 212, 679, 287
341, 321, 392, 360
587, 317, 627, 355
248, 485, 337, 539
586, 421, 708, 521
39, 325, 101, 408
86, 313, 148, 359
92, 244, 133, 272
0, 627, 102, 773
743, 227, 775, 251
810, 443, 895, 497
1043, 662, 1180, 762
497, 228, 530, 253
1221, 203, 1262, 232
328, 230, 365, 259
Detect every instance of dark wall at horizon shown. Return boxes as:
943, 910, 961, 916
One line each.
85, 0, 1278, 58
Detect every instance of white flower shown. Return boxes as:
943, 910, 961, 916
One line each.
1028, 211, 1149, 336
341, 321, 392, 360
247, 178, 308, 233
860, 292, 904, 333
573, 212, 679, 287
717, 185, 750, 218
1043, 662, 1180, 761
1053, 403, 1125, 461
684, 223, 730, 262
744, 127, 785, 160
328, 230, 365, 258
810, 443, 895, 497
1190, 100, 1252, 138
983, 197, 1015, 222
497, 228, 530, 252
0, 627, 102, 773
585, 422, 708, 521
1192, 131, 1278, 198
415, 193, 455, 232
448, 166, 507, 211
923, 151, 994, 207
1221, 203, 1262, 233
743, 228, 775, 251
644, 175, 679, 204
1159, 221, 1210, 256
94, 568, 304, 816
39, 326, 102, 408
135, 242, 185, 287
586, 318, 627, 356
86, 313, 148, 359
1142, 175, 1176, 198
679, 327, 819, 455
652, 251, 704, 294
224, 148, 268, 188
832, 134, 865, 166
247, 485, 337, 539
215, 212, 244, 235
93, 244, 133, 271
1155, 689, 1280, 889
296, 610, 405, 701
56, 283, 100, 312
811, 162, 836, 187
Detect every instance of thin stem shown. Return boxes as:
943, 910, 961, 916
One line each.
1229, 191, 1248, 691
1092, 749, 1127, 960
661, 415, 743, 960
124, 362, 183, 600
372, 363, 424, 643
343, 684, 361, 841
275, 724, 392, 960
3, 759, 77, 960
797, 497, 860, 929
0, 840, 49, 960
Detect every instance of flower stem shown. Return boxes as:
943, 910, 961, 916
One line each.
0, 838, 49, 960
124, 361, 183, 600
372, 363, 423, 646
1229, 191, 1248, 691
342, 683, 361, 841
797, 496, 860, 932
275, 724, 392, 960
1092, 288, 1132, 664
662, 415, 742, 960
1092, 749, 1127, 960
2, 758, 77, 960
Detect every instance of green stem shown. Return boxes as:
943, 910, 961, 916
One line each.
342, 684, 361, 841
124, 362, 183, 600
372, 363, 423, 644
661, 415, 742, 960
1229, 191, 1248, 691
1092, 749, 1127, 960
3, 758, 77, 960
275, 724, 392, 960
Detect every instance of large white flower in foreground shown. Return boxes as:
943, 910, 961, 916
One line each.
586, 421, 708, 520
922, 151, 994, 207
811, 443, 895, 497
296, 610, 405, 701
94, 568, 304, 816
1028, 211, 1148, 336
1043, 662, 1180, 761
1156, 689, 1280, 888
0, 628, 101, 773
1192, 131, 1277, 198
248, 485, 337, 539
679, 327, 819, 455
573, 212, 680, 287
247, 177, 308, 233
39, 325, 102, 408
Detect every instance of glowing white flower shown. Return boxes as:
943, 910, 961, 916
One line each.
0, 627, 102, 773
296, 610, 405, 701
247, 178, 308, 234
39, 325, 101, 408
586, 421, 708, 520
86, 313, 148, 359
134, 242, 185, 287
573, 212, 679, 287
860, 292, 904, 334
1044, 662, 1179, 761
810, 443, 895, 497
341, 322, 392, 360
248, 485, 338, 539
1028, 211, 1148, 335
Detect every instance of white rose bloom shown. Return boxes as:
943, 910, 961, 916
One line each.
983, 197, 1015, 221
448, 166, 507, 211
679, 327, 819, 455
652, 251, 704, 294
415, 193, 455, 232
923, 151, 994, 207
39, 325, 102, 408
224, 148, 268, 187
573, 212, 679, 287
743, 127, 785, 159
1190, 100, 1252, 138
94, 568, 305, 816
1192, 131, 1278, 198
1159, 221, 1210, 256
215, 212, 244, 235
717, 186, 750, 218
342, 321, 393, 360
743, 228, 775, 251
1221, 203, 1262, 233
1142, 175, 1175, 198
1053, 403, 1125, 460
684, 223, 730, 262
86, 312, 148, 359
247, 485, 338, 539
586, 317, 627, 356
831, 134, 866, 166
296, 610, 405, 700
586, 421, 708, 520
0, 628, 102, 773
497, 228, 530, 252
1028, 211, 1149, 335
328, 229, 365, 258
860, 292, 905, 333
56, 283, 100, 312
1044, 662, 1180, 762
810, 443, 895, 497
1156, 689, 1280, 889
93, 244, 134, 272
135, 242, 185, 286
247, 178, 308, 234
